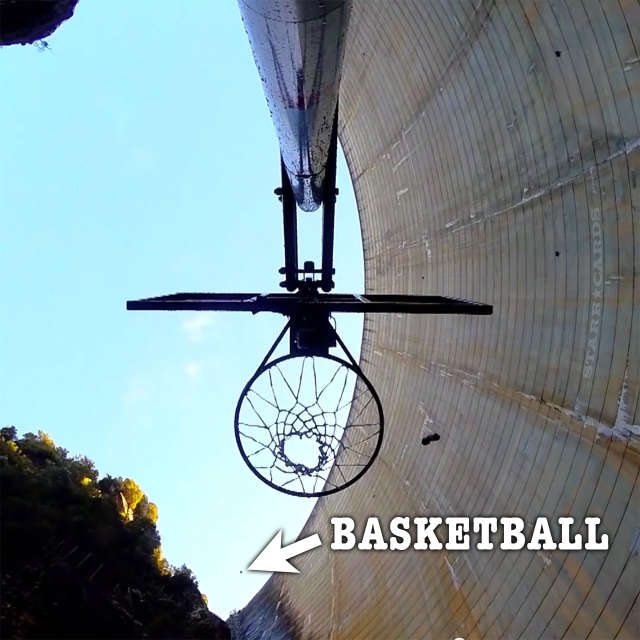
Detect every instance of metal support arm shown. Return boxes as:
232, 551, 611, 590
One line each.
127, 292, 492, 315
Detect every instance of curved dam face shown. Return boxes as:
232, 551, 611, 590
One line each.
236, 2, 640, 638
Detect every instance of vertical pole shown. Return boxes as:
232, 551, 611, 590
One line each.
321, 105, 339, 292
281, 157, 299, 291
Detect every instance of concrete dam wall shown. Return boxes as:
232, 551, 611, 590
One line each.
236, 1, 640, 638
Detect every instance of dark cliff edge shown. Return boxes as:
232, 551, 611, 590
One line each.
0, 0, 79, 46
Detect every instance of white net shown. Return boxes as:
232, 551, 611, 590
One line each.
235, 354, 383, 496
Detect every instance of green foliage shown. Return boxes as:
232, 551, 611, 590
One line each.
1, 426, 17, 441
122, 477, 144, 511
0, 427, 230, 639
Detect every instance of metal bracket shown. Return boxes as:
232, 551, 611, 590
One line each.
278, 103, 339, 293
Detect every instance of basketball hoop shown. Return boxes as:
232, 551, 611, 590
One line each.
235, 351, 383, 497
128, 289, 490, 497
126, 104, 492, 497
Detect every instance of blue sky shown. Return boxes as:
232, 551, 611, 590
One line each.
0, 2, 362, 618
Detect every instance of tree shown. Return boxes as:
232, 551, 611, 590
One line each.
0, 426, 230, 639
1, 426, 17, 441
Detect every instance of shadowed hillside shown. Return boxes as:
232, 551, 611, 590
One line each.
0, 427, 230, 639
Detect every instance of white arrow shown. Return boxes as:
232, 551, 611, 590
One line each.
247, 530, 322, 573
